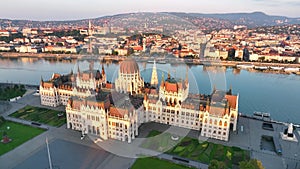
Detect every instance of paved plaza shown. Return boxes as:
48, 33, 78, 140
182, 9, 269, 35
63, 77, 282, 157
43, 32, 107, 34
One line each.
14, 139, 109, 169
0, 87, 299, 169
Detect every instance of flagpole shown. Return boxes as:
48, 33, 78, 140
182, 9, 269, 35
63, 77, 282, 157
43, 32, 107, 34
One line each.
46, 137, 53, 169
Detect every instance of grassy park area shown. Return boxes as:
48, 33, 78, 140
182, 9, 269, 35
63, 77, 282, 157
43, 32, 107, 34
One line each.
141, 130, 250, 168
0, 84, 26, 100
0, 118, 45, 156
9, 105, 66, 127
131, 157, 196, 169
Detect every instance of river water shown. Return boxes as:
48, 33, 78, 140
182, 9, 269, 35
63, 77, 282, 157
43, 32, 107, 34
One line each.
1, 57, 299, 124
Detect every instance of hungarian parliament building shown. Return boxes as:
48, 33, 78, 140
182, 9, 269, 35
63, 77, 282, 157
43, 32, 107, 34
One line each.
40, 58, 238, 142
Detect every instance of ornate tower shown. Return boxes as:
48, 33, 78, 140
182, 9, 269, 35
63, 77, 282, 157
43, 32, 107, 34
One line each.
87, 20, 93, 54
88, 20, 93, 36
142, 35, 146, 52
150, 60, 158, 86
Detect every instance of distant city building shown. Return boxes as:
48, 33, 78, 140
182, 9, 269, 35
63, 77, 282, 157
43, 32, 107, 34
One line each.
243, 48, 250, 61
227, 48, 236, 60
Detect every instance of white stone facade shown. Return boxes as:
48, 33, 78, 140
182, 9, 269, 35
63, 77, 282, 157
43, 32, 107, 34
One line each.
39, 64, 106, 107
66, 94, 142, 143
42, 58, 239, 143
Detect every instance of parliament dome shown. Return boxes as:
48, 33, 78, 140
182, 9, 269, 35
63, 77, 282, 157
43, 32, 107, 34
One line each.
119, 58, 139, 74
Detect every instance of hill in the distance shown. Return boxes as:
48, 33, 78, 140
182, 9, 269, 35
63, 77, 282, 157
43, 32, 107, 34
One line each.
0, 12, 299, 29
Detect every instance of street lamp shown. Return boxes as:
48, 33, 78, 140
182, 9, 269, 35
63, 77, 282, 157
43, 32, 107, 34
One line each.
0, 126, 10, 134
1, 125, 11, 143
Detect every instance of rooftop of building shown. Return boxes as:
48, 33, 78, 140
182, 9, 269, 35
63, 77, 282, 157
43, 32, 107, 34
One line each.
119, 58, 139, 74
41, 72, 74, 88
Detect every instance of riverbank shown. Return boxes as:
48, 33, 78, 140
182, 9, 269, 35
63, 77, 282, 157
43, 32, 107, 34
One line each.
0, 52, 81, 59
2, 52, 300, 68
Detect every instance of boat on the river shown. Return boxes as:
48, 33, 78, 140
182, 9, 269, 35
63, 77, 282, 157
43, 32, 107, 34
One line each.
270, 66, 284, 71
284, 67, 300, 72
236, 64, 254, 69
254, 66, 268, 70
253, 111, 271, 118
157, 60, 167, 64
147, 60, 155, 63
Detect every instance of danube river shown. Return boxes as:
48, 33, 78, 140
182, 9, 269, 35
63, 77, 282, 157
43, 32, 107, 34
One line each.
1, 57, 300, 124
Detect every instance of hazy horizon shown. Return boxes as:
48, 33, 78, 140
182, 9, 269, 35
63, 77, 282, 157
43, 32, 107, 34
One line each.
0, 11, 299, 22
0, 0, 299, 21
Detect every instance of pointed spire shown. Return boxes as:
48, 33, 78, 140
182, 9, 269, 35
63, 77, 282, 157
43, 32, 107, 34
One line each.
206, 97, 210, 112
228, 84, 232, 95
224, 101, 229, 115
144, 93, 148, 100
185, 66, 189, 84
150, 60, 158, 86
70, 69, 73, 75
88, 20, 92, 36
40, 76, 44, 86
161, 73, 165, 87
101, 64, 105, 75
89, 61, 94, 71
77, 65, 80, 77
167, 70, 170, 79
77, 64, 80, 74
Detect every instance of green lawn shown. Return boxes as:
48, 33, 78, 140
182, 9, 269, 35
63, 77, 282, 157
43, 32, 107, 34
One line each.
0, 84, 26, 100
9, 105, 66, 127
141, 130, 181, 152
141, 130, 250, 169
0, 121, 45, 156
131, 157, 196, 169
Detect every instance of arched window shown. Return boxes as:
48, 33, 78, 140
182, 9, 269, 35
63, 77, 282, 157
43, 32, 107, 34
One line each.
219, 121, 222, 126
224, 121, 228, 127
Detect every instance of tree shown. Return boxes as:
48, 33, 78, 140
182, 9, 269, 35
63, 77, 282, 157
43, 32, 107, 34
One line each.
227, 48, 236, 61
239, 159, 264, 169
14, 84, 19, 89
258, 56, 265, 62
209, 160, 226, 169
20, 84, 25, 89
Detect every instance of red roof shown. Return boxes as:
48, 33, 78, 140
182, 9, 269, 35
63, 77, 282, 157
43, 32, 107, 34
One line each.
225, 95, 237, 109
43, 82, 54, 88
165, 82, 178, 93
86, 100, 106, 109
132, 46, 143, 51
52, 73, 61, 79
105, 83, 114, 89
109, 107, 128, 118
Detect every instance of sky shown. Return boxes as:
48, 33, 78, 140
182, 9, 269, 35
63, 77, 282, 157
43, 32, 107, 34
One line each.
1, 0, 299, 21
